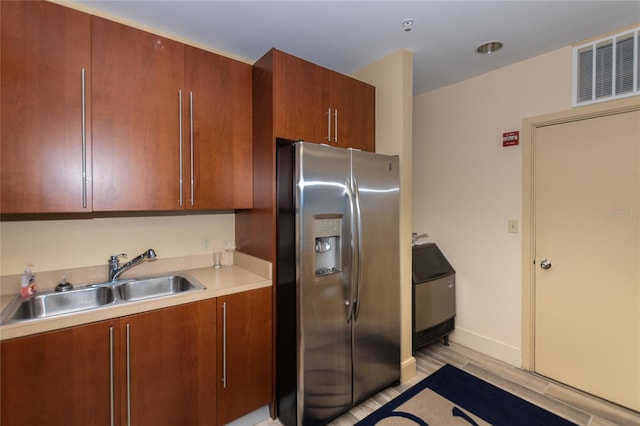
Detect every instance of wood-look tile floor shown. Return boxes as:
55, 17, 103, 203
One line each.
258, 341, 640, 426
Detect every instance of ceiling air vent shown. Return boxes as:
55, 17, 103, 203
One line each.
573, 28, 639, 106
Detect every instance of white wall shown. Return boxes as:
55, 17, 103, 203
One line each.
352, 49, 415, 381
413, 46, 572, 365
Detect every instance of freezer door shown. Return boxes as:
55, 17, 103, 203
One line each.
351, 149, 401, 405
296, 142, 353, 425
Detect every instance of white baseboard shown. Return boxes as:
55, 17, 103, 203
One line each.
401, 355, 417, 383
450, 328, 522, 368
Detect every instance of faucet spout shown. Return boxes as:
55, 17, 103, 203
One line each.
109, 249, 157, 281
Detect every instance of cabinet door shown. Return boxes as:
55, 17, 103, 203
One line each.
1, 0, 91, 213
92, 17, 184, 211
1, 321, 117, 426
184, 46, 253, 209
217, 287, 273, 425
274, 51, 330, 143
123, 299, 216, 425
330, 72, 376, 152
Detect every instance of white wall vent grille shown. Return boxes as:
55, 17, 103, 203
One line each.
573, 28, 639, 106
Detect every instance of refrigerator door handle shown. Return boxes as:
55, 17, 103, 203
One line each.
353, 176, 364, 321
346, 177, 357, 323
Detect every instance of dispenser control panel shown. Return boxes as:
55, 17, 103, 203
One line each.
314, 217, 342, 276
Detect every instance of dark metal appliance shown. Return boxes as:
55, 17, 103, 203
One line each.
412, 243, 456, 352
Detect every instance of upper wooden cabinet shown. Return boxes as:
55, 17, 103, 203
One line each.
92, 17, 253, 211
1, 1, 92, 213
184, 46, 253, 210
1, 4, 252, 214
274, 53, 330, 144
91, 17, 185, 211
329, 72, 376, 151
91, 17, 184, 211
273, 49, 375, 152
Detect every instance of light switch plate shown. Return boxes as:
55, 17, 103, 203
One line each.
508, 220, 518, 234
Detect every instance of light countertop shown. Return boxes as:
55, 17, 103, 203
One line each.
0, 253, 271, 341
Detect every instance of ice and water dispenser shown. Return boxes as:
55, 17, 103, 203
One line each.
314, 217, 342, 276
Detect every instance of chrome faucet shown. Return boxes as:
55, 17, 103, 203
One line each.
109, 249, 157, 281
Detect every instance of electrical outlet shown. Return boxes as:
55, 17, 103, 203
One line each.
202, 237, 210, 250
508, 220, 518, 234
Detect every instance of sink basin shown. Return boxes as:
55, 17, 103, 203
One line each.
1, 286, 116, 323
115, 275, 205, 301
0, 273, 206, 325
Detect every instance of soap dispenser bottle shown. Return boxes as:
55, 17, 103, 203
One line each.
20, 264, 37, 298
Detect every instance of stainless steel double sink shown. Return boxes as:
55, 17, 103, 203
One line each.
0, 274, 206, 324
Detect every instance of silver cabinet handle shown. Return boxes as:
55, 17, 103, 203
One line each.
222, 302, 227, 389
178, 90, 184, 206
189, 92, 194, 206
109, 326, 115, 426
540, 258, 552, 270
334, 109, 338, 143
327, 108, 332, 142
81, 68, 87, 208
126, 323, 131, 426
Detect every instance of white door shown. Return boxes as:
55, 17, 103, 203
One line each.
534, 108, 639, 411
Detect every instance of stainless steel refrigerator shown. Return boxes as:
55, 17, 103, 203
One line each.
276, 140, 400, 426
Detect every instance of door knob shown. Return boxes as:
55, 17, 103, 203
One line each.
540, 258, 552, 270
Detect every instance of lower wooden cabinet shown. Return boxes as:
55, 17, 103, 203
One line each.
1, 290, 272, 426
123, 299, 217, 425
217, 287, 273, 425
1, 319, 115, 426
1, 300, 217, 426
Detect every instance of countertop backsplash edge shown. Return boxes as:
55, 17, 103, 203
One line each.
0, 251, 270, 296
0, 252, 272, 340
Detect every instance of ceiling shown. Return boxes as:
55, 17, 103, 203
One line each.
70, 0, 640, 95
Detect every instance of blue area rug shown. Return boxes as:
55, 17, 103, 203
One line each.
356, 364, 576, 425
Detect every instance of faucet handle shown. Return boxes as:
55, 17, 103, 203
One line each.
110, 253, 127, 262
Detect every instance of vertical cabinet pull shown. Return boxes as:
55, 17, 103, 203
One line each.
326, 108, 339, 143
189, 92, 195, 206
126, 323, 131, 426
109, 326, 115, 426
81, 68, 87, 208
178, 90, 196, 207
178, 90, 184, 206
222, 301, 227, 389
